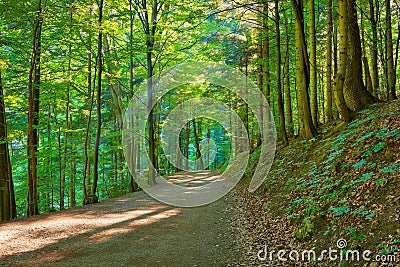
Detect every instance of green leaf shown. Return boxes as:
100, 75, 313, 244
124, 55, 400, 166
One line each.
352, 160, 367, 169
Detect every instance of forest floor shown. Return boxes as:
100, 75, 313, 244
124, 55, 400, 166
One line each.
234, 99, 400, 267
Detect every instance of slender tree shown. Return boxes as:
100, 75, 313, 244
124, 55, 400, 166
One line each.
385, 0, 397, 100
325, 0, 333, 122
0, 69, 16, 221
27, 0, 42, 216
308, 0, 318, 126
90, 0, 104, 204
274, 0, 287, 143
368, 0, 379, 96
291, 0, 317, 138
283, 16, 294, 137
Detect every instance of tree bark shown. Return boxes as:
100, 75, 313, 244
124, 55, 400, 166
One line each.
283, 16, 294, 138
369, 0, 379, 96
192, 120, 204, 170
91, 0, 104, 203
27, 0, 42, 216
385, 0, 397, 100
184, 123, 190, 170
334, 0, 352, 122
262, 1, 271, 105
308, 0, 318, 127
343, 0, 375, 111
0, 71, 16, 221
275, 0, 287, 143
83, 39, 93, 204
325, 0, 333, 122
291, 0, 317, 139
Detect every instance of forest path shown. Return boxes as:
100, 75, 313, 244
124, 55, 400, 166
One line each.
0, 171, 244, 267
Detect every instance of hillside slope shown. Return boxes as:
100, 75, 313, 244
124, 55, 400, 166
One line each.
236, 100, 400, 266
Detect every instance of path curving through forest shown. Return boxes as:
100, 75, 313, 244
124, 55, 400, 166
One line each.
0, 171, 244, 266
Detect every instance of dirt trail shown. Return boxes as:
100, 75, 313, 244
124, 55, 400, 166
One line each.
0, 172, 245, 267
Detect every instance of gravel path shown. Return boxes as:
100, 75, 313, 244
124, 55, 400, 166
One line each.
0, 172, 247, 267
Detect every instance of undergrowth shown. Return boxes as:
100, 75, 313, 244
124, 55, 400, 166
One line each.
246, 100, 400, 262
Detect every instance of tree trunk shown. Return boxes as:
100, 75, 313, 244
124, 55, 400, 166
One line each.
283, 16, 294, 138
91, 0, 104, 204
325, 0, 333, 122
64, 9, 73, 209
262, 1, 271, 104
291, 0, 317, 139
103, 35, 125, 188
69, 138, 76, 207
27, 0, 42, 216
369, 0, 379, 96
385, 0, 397, 100
185, 123, 190, 170
142, 0, 160, 185
192, 120, 204, 170
343, 0, 375, 111
308, 0, 318, 126
275, 0, 287, 144
334, 0, 352, 122
83, 44, 93, 204
0, 71, 16, 221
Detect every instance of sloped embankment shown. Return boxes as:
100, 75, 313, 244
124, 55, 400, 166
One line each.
235, 100, 400, 266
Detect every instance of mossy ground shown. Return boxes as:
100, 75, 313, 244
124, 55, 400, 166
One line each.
237, 100, 400, 266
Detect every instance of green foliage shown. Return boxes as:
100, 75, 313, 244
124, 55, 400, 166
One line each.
379, 163, 399, 173
352, 172, 374, 184
352, 159, 367, 170
365, 212, 376, 220
329, 206, 350, 217
296, 217, 314, 242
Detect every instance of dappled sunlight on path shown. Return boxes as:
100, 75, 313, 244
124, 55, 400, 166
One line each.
0, 185, 242, 266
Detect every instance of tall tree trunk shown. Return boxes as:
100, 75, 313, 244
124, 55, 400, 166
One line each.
343, 0, 375, 111
206, 128, 211, 169
192, 120, 204, 170
369, 0, 379, 96
69, 137, 76, 207
275, 0, 287, 143
128, 0, 136, 192
46, 109, 54, 210
184, 123, 190, 170
334, 0, 351, 122
262, 1, 270, 105
83, 43, 93, 204
308, 0, 318, 126
27, 0, 42, 216
291, 0, 317, 139
0, 71, 16, 221
103, 35, 125, 189
325, 0, 333, 122
385, 0, 397, 100
142, 0, 160, 185
64, 8, 73, 209
360, 13, 373, 94
283, 16, 294, 138
256, 4, 264, 148
91, 0, 104, 203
